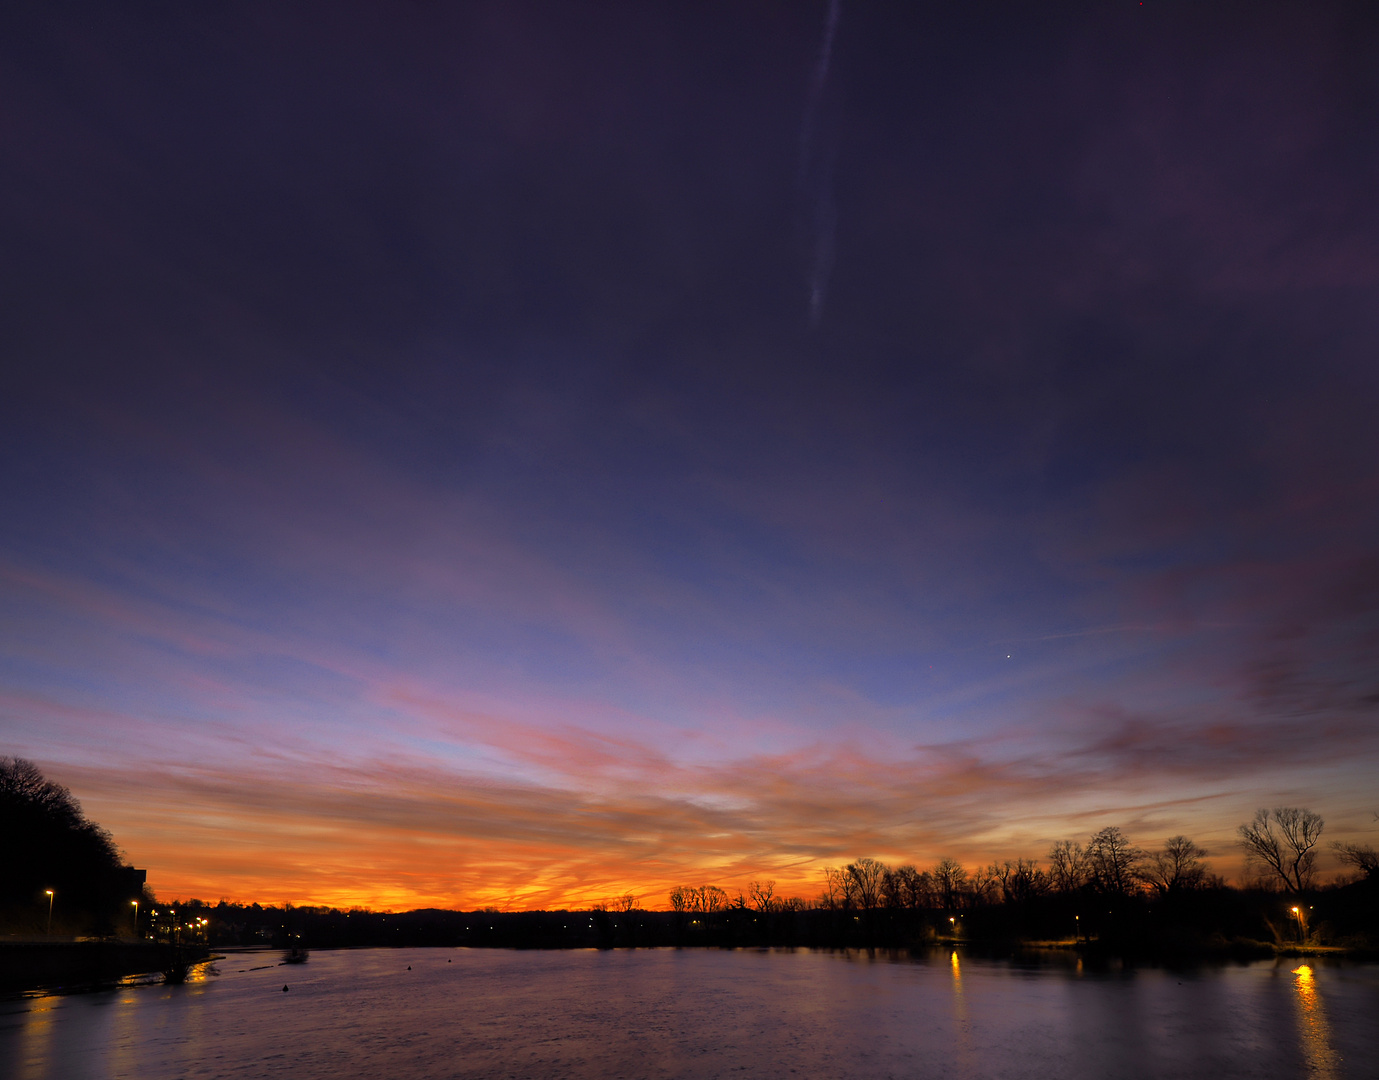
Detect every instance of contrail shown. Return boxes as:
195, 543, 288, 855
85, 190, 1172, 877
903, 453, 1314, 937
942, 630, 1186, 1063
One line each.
807, 0, 842, 107
799, 0, 842, 328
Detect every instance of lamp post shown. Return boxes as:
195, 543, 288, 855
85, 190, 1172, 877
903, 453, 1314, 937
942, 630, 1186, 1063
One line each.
45, 890, 54, 935
1291, 905, 1306, 944
1075, 914, 1080, 942
132, 900, 140, 940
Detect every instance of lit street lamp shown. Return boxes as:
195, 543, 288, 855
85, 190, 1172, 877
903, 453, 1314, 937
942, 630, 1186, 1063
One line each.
132, 900, 140, 940
45, 890, 54, 935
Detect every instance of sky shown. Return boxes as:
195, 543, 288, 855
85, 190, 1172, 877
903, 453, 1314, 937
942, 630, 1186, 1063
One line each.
2, 0, 1377, 910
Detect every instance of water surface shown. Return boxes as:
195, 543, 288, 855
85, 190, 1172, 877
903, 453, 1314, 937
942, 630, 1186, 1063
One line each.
2, 947, 1376, 1079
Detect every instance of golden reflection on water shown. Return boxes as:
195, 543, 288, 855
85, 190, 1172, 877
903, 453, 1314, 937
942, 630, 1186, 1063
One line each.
16, 1001, 54, 1080
1291, 965, 1340, 1079
948, 948, 975, 1077
111, 989, 143, 1079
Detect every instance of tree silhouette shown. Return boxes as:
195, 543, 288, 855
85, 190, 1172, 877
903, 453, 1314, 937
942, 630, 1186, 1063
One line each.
969, 865, 999, 907
932, 858, 967, 910
1332, 841, 1377, 880
819, 867, 851, 911
993, 859, 1046, 904
1048, 840, 1090, 893
1239, 808, 1323, 894
846, 858, 887, 912
1, 756, 134, 933
1145, 836, 1209, 895
1086, 827, 1143, 897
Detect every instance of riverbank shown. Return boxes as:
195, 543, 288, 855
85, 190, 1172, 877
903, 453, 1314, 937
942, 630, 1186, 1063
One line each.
0, 940, 211, 994
939, 935, 1375, 962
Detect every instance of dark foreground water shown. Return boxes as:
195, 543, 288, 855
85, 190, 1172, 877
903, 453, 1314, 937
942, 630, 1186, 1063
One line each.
2, 947, 1377, 1079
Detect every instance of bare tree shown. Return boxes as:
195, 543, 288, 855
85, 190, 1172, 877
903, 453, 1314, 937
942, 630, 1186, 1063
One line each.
932, 858, 967, 910
915, 869, 937, 908
886, 865, 926, 909
749, 880, 776, 912
1, 757, 83, 823
1145, 836, 1209, 895
669, 886, 689, 913
1086, 827, 1144, 897
618, 893, 637, 913
1048, 840, 1090, 893
819, 867, 848, 911
847, 858, 888, 912
969, 865, 999, 907
995, 859, 1046, 904
1239, 808, 1323, 894
1331, 842, 1377, 880
881, 866, 902, 909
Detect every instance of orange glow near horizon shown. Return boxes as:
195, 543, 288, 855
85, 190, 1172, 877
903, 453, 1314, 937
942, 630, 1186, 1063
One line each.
56, 745, 1273, 911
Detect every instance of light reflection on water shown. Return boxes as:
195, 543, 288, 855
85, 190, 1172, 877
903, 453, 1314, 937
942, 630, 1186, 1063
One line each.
1292, 965, 1341, 1079
1, 948, 1376, 1080
948, 949, 975, 1079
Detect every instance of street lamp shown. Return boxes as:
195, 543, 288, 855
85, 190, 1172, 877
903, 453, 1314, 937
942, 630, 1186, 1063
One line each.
132, 900, 140, 940
45, 890, 54, 935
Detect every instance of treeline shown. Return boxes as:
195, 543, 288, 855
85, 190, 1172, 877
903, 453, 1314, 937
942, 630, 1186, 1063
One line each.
668, 813, 1375, 920
1, 757, 150, 936
175, 811, 1375, 956
656, 813, 1378, 954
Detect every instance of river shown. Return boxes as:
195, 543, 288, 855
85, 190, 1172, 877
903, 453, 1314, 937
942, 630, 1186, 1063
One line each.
3, 947, 1376, 1079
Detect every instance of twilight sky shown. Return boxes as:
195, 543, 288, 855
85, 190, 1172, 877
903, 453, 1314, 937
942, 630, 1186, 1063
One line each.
2, 1, 1377, 909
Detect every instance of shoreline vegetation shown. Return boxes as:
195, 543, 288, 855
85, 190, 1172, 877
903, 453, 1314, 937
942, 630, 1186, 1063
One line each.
123, 879, 1376, 961
5, 756, 1377, 993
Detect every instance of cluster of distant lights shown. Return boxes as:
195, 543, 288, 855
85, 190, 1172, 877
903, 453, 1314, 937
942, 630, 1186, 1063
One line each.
128, 898, 207, 935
